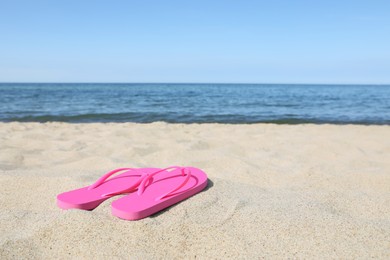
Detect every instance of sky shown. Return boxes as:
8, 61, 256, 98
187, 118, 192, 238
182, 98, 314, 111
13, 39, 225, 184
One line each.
0, 0, 389, 84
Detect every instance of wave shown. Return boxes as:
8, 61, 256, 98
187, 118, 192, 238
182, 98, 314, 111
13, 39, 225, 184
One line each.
2, 113, 389, 125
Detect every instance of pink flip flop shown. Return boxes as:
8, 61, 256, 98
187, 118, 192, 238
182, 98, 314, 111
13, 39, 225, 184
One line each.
57, 167, 159, 210
111, 166, 208, 220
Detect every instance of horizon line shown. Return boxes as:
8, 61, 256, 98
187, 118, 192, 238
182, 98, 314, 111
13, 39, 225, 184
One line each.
1, 82, 390, 86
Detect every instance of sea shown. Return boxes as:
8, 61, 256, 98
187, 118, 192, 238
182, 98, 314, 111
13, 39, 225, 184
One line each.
0, 83, 389, 124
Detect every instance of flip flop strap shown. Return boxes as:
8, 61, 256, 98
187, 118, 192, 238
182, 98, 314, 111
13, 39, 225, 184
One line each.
101, 168, 153, 197
88, 167, 139, 190
155, 168, 191, 201
137, 166, 192, 201
137, 166, 181, 195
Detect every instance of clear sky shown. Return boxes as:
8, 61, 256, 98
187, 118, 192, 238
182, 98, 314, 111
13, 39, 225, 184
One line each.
1, 0, 389, 83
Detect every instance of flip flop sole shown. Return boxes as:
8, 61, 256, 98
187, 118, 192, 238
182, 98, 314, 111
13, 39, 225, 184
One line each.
111, 167, 208, 220
57, 168, 160, 210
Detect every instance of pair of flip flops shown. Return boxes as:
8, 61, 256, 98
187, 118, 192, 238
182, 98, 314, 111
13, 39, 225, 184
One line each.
57, 166, 208, 220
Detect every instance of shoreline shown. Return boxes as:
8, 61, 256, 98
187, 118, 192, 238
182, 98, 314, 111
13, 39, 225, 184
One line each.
2, 119, 390, 125
1, 122, 389, 258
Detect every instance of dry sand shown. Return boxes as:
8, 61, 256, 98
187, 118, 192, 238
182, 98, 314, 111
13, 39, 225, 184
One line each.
0, 122, 389, 259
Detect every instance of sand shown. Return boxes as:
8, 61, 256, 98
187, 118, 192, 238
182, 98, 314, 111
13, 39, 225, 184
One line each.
0, 122, 389, 259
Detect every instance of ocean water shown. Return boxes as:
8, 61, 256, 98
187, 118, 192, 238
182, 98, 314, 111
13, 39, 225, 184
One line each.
0, 83, 389, 124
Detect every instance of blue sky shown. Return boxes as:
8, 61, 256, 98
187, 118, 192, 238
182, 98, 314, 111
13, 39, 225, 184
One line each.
0, 0, 389, 83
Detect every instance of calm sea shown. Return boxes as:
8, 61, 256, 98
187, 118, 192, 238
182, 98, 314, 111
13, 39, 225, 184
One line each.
0, 83, 389, 124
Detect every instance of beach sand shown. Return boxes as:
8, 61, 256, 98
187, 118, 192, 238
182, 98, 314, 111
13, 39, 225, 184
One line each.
0, 122, 389, 259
